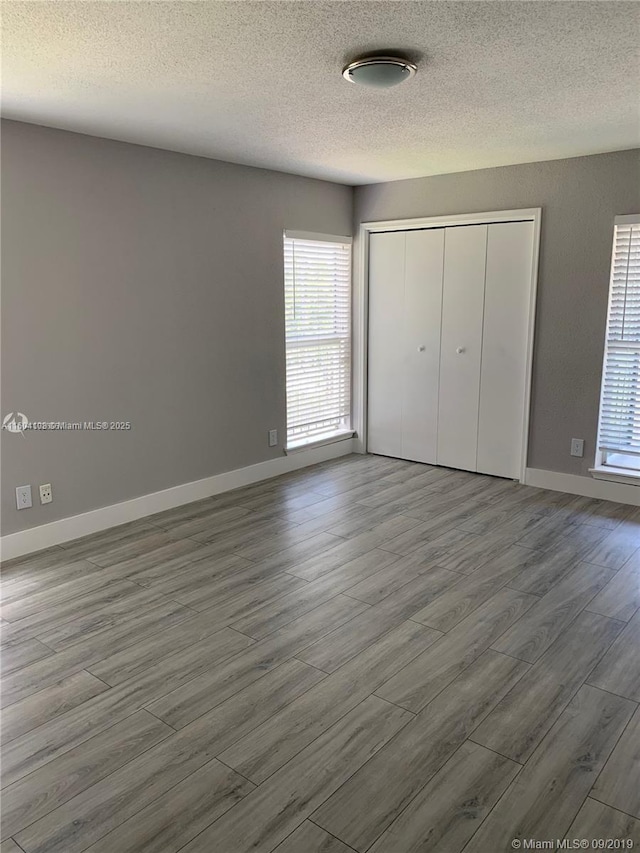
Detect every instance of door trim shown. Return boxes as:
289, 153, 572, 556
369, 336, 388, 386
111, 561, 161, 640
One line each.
353, 208, 542, 484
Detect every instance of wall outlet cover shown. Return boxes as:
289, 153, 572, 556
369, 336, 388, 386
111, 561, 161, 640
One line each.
16, 485, 32, 510
268, 429, 278, 447
570, 438, 585, 458
39, 483, 53, 504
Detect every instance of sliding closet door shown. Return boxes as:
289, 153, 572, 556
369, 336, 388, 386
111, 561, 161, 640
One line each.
477, 221, 535, 478
402, 230, 444, 463
437, 225, 487, 471
368, 232, 405, 457
368, 229, 444, 463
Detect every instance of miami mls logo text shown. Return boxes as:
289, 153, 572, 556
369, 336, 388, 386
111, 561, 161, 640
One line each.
2, 412, 28, 436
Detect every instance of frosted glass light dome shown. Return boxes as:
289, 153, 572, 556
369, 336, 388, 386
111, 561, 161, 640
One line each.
342, 56, 417, 88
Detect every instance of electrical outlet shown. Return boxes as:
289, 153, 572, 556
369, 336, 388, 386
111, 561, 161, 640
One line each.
570, 438, 585, 458
268, 429, 278, 447
16, 485, 32, 510
39, 483, 53, 504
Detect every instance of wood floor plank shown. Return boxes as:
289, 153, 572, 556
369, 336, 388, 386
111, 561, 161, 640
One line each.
506, 541, 585, 596
88, 613, 255, 686
563, 496, 635, 530
278, 501, 391, 540
152, 505, 253, 540
519, 514, 612, 555
1, 597, 191, 706
375, 587, 536, 712
143, 494, 232, 529
282, 494, 358, 527
124, 540, 244, 585
185, 514, 295, 551
472, 610, 624, 761
565, 799, 640, 845
1, 573, 121, 622
147, 552, 270, 600
101, 536, 205, 579
324, 502, 425, 540
28, 587, 189, 652
369, 740, 520, 853
230, 549, 398, 639
58, 523, 162, 563
0, 839, 23, 853
13, 659, 324, 853
1, 671, 110, 743
455, 494, 540, 536
219, 621, 439, 783
57, 519, 157, 551
226, 531, 344, 575
588, 608, 640, 701
286, 516, 423, 581
342, 551, 443, 606
306, 457, 411, 497
1, 710, 172, 839
587, 549, 640, 621
435, 528, 523, 574
82, 759, 254, 853
176, 696, 413, 853
591, 704, 640, 819
0, 559, 103, 604
462, 684, 636, 852
145, 595, 368, 728
391, 528, 480, 566
411, 545, 535, 632
1, 546, 67, 574
402, 491, 496, 529
78, 532, 177, 569
377, 522, 475, 559
582, 521, 640, 570
235, 487, 329, 514
3, 581, 160, 639
312, 649, 528, 852
354, 467, 451, 509
370, 567, 462, 621
233, 515, 345, 561
2, 627, 254, 787
183, 571, 308, 617
493, 561, 615, 662
1, 637, 54, 675
295, 607, 408, 673
273, 822, 353, 853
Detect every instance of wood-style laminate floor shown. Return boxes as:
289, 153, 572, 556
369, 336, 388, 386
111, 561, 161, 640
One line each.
2, 453, 640, 853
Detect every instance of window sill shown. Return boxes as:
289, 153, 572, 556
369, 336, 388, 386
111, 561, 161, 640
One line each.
590, 466, 640, 486
285, 430, 355, 455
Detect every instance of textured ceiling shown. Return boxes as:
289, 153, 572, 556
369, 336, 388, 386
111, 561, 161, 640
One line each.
2, 1, 639, 184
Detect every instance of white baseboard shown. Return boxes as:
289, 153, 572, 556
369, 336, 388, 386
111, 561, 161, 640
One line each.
0, 438, 355, 561
524, 467, 640, 506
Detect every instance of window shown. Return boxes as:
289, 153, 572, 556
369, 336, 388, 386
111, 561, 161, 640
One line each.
284, 231, 352, 449
596, 214, 640, 475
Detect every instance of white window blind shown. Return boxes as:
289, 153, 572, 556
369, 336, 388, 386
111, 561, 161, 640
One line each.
598, 215, 640, 460
284, 232, 352, 448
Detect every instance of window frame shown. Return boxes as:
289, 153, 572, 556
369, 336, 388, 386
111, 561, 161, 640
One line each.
593, 213, 640, 482
283, 230, 354, 453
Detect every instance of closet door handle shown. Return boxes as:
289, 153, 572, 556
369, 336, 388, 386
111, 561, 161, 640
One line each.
418, 345, 426, 352
456, 346, 466, 354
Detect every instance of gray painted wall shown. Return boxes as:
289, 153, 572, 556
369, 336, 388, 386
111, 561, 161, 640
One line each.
3, 120, 638, 537
1, 120, 352, 535
354, 149, 640, 479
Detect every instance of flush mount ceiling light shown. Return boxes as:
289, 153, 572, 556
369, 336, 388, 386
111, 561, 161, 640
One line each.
342, 55, 417, 88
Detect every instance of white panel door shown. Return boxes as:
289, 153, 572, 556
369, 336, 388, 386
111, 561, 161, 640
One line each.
477, 221, 535, 478
402, 229, 444, 463
437, 225, 488, 471
368, 231, 405, 457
